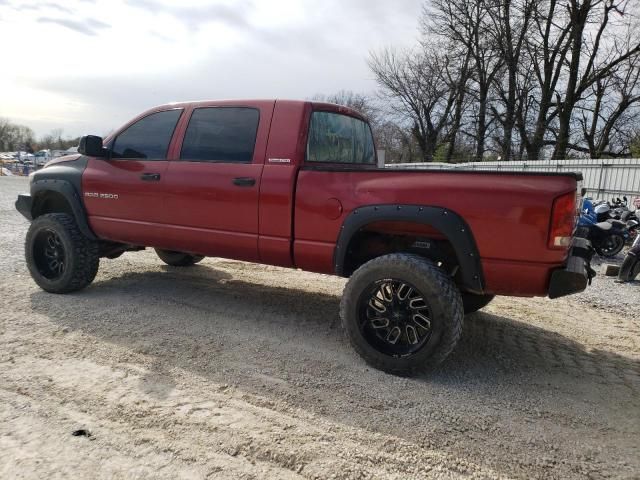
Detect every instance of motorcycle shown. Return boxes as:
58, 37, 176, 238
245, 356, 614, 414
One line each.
578, 199, 629, 257
608, 196, 638, 225
612, 197, 639, 242
617, 233, 640, 283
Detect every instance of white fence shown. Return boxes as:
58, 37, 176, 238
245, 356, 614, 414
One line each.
388, 158, 640, 205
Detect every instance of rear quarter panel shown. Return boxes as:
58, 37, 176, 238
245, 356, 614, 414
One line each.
294, 169, 577, 297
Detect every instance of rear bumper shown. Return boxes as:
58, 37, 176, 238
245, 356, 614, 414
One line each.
548, 237, 595, 299
15, 194, 33, 220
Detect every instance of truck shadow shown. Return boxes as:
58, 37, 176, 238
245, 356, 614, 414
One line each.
450, 311, 639, 390
31, 266, 640, 406
31, 264, 639, 395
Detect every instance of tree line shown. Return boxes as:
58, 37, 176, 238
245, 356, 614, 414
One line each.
326, 0, 640, 163
0, 118, 80, 153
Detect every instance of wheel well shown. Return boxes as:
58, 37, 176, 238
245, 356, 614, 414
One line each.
32, 191, 74, 218
335, 206, 484, 294
343, 222, 463, 287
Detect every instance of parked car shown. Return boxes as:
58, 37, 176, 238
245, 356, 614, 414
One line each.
15, 99, 593, 375
34, 150, 52, 166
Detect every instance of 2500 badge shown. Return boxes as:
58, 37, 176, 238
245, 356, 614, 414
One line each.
84, 192, 119, 200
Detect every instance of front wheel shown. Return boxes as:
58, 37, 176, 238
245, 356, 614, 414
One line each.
25, 213, 100, 293
340, 254, 463, 376
155, 249, 204, 267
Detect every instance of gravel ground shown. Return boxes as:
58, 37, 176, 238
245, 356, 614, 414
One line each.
573, 252, 639, 317
1, 176, 638, 479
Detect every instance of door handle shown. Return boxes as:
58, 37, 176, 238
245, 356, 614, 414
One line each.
232, 177, 256, 187
140, 173, 161, 181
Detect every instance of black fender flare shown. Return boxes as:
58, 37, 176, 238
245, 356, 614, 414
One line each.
31, 179, 97, 240
334, 204, 485, 293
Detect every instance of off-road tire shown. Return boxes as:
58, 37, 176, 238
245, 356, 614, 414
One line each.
155, 249, 204, 267
462, 293, 495, 314
25, 213, 99, 293
340, 254, 464, 376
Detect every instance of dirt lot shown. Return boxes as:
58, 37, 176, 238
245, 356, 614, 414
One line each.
1, 176, 638, 479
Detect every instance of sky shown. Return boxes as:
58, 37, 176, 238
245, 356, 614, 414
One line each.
0, 0, 423, 138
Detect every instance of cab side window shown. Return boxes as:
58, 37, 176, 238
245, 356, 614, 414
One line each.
111, 109, 182, 160
306, 111, 376, 165
180, 107, 260, 163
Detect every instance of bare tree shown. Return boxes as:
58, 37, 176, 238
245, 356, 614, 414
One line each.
573, 55, 640, 157
551, 0, 640, 158
427, 0, 504, 161
368, 47, 460, 161
630, 129, 640, 155
486, 0, 537, 160
369, 0, 640, 161
375, 120, 422, 163
0, 118, 11, 151
39, 133, 56, 150
511, 0, 573, 159
312, 90, 379, 122
0, 118, 35, 152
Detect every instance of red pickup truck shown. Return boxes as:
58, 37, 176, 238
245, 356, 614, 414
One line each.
15, 99, 593, 375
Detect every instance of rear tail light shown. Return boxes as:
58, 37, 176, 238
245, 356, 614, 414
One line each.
549, 191, 578, 249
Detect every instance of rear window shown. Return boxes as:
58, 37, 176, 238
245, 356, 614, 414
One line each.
306, 111, 375, 165
180, 107, 260, 163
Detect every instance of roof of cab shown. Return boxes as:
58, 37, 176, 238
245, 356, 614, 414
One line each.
149, 99, 367, 121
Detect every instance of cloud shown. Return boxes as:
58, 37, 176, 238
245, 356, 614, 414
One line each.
17, 2, 73, 14
125, 0, 252, 31
125, 0, 345, 59
37, 16, 109, 36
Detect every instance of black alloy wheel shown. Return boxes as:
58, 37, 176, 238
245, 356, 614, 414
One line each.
358, 279, 433, 358
33, 228, 67, 280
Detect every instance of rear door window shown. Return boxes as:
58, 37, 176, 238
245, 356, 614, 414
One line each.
306, 111, 376, 165
111, 109, 182, 160
180, 107, 260, 163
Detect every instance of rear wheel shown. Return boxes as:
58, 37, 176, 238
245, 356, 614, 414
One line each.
340, 254, 463, 376
617, 254, 640, 282
461, 293, 495, 314
595, 234, 625, 257
155, 249, 204, 267
25, 213, 99, 293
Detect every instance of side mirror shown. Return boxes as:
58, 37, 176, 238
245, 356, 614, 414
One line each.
78, 135, 106, 157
